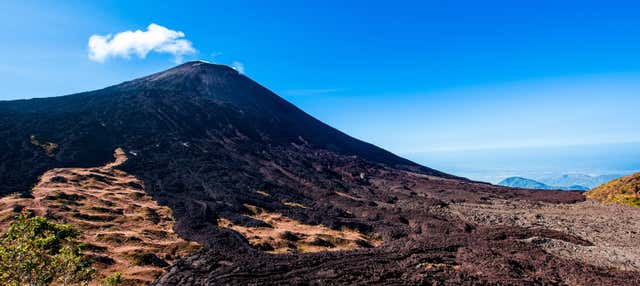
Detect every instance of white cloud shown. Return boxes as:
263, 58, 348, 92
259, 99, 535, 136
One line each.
232, 61, 245, 74
88, 23, 195, 63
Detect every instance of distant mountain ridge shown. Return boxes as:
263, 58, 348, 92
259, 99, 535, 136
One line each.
538, 174, 622, 189
498, 177, 589, 191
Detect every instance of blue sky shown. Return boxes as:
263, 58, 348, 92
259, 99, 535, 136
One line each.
2, 1, 639, 182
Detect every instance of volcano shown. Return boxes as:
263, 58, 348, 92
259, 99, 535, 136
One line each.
1, 62, 638, 285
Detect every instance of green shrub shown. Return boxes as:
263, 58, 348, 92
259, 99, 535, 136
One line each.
101, 272, 123, 286
0, 212, 95, 285
624, 196, 640, 208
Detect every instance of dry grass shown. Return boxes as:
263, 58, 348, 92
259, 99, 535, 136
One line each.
0, 148, 200, 285
29, 134, 58, 157
217, 204, 381, 254
418, 262, 461, 271
334, 191, 361, 201
283, 201, 307, 208
587, 172, 640, 208
255, 190, 270, 197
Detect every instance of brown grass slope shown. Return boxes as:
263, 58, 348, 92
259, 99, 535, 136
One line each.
587, 172, 640, 208
0, 148, 200, 285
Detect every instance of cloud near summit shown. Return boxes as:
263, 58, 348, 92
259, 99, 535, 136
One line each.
88, 23, 195, 63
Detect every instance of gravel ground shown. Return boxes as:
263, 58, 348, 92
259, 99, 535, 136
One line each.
451, 199, 640, 271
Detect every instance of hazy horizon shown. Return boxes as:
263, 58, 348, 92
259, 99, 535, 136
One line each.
403, 141, 640, 184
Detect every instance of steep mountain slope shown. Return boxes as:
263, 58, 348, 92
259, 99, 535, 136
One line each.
0, 62, 447, 198
498, 176, 589, 191
587, 172, 640, 208
0, 61, 449, 198
0, 62, 638, 285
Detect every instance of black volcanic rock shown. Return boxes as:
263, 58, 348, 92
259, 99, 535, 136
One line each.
0, 61, 449, 197
1, 62, 636, 285
0, 61, 457, 243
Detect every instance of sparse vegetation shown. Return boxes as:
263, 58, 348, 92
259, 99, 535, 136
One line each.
255, 190, 270, 197
101, 272, 123, 286
217, 205, 382, 253
123, 249, 169, 267
29, 135, 59, 157
283, 201, 307, 208
0, 148, 200, 284
0, 212, 94, 286
587, 172, 640, 208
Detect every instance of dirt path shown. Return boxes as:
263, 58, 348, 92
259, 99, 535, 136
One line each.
451, 199, 640, 271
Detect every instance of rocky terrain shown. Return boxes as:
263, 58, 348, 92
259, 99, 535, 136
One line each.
452, 200, 640, 272
0, 61, 638, 285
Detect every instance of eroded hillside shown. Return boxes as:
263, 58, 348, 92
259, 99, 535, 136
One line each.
0, 148, 200, 285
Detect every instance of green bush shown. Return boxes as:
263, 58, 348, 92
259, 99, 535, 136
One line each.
0, 212, 95, 285
101, 272, 123, 286
624, 196, 640, 208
